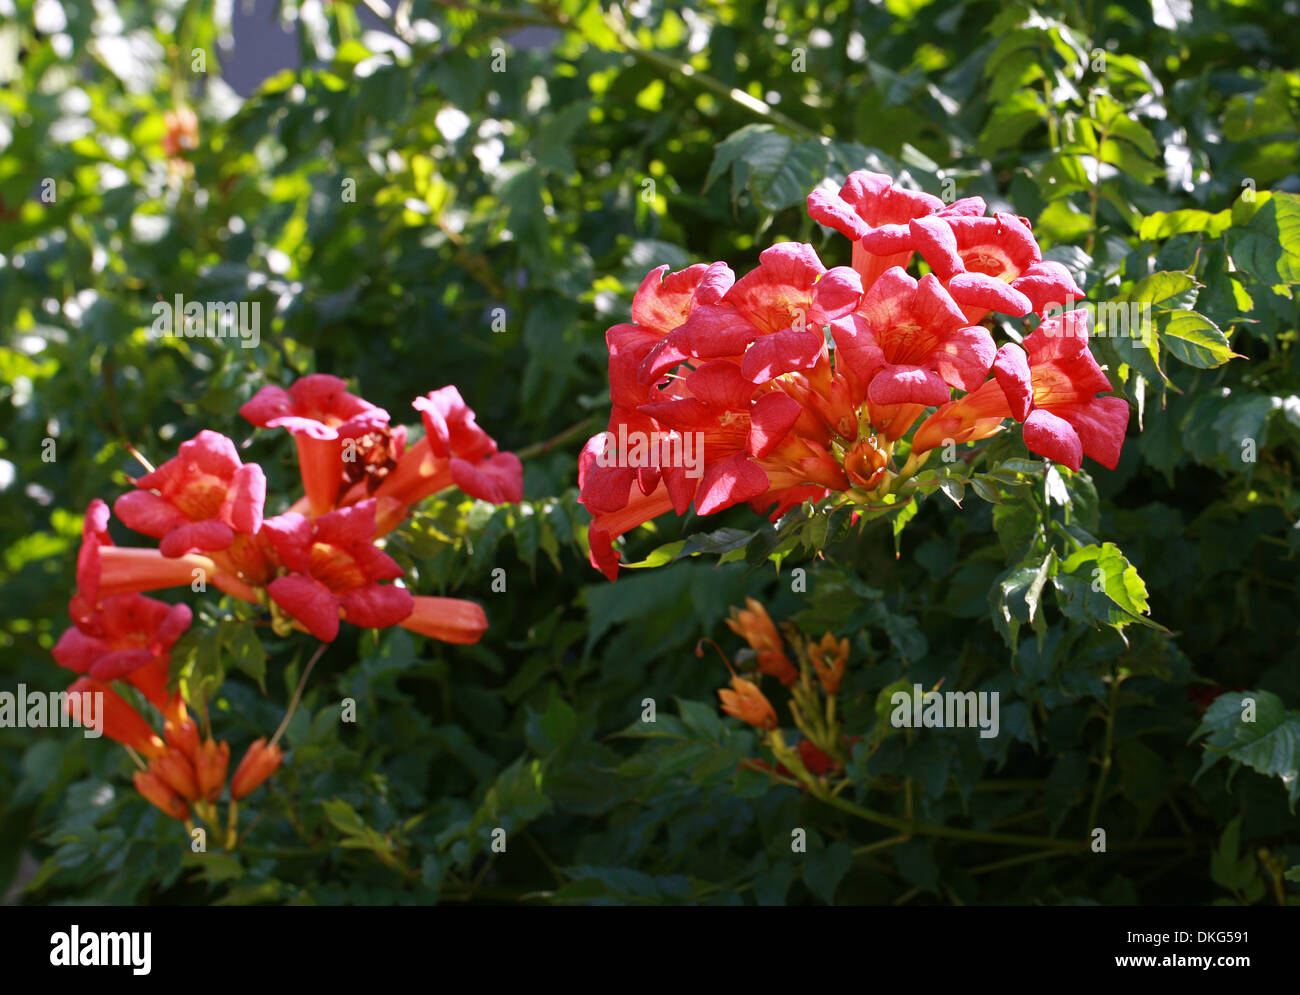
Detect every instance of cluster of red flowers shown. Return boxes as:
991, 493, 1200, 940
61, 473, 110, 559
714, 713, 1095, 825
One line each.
578, 171, 1130, 579
51, 375, 521, 822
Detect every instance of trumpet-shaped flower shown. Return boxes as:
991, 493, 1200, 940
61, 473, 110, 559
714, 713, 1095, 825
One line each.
363, 387, 522, 534
913, 310, 1129, 471
65, 677, 166, 759
833, 267, 996, 407
262, 498, 413, 643
726, 597, 798, 686
114, 431, 265, 558
807, 170, 983, 292
638, 243, 860, 387
241, 374, 391, 517
53, 593, 192, 709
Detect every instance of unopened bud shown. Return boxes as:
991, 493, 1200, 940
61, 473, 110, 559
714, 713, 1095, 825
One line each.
152, 748, 200, 801
134, 769, 190, 820
807, 632, 849, 694
230, 737, 283, 799
718, 676, 779, 731
194, 739, 231, 802
164, 716, 200, 762
845, 436, 889, 490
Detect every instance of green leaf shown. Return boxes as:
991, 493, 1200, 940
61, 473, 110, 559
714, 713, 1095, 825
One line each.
991, 551, 1055, 651
224, 621, 266, 693
1053, 542, 1166, 639
706, 125, 827, 211
1193, 690, 1300, 809
1139, 208, 1232, 240
891, 497, 920, 556
1120, 270, 1200, 310
619, 540, 686, 569
802, 840, 852, 904
1228, 191, 1300, 285
1209, 815, 1259, 893
1159, 310, 1237, 369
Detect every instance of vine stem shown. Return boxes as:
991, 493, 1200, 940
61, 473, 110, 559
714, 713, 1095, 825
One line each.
270, 643, 329, 747
440, 0, 820, 140
814, 788, 1086, 850
1087, 672, 1123, 831
513, 416, 596, 461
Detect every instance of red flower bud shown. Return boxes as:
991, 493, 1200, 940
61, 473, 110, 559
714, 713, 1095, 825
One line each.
164, 715, 200, 762
151, 748, 200, 801
194, 739, 231, 802
230, 738, 283, 799
844, 436, 889, 491
134, 769, 190, 821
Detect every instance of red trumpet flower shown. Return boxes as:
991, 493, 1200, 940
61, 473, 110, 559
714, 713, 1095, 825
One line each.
832, 266, 996, 408
114, 430, 265, 558
53, 593, 191, 709
807, 170, 983, 293
638, 242, 861, 387
913, 310, 1130, 471
241, 374, 391, 517
361, 386, 522, 535
262, 498, 413, 642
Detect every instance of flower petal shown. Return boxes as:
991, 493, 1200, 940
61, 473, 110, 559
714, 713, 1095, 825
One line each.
748, 391, 804, 458
339, 584, 415, 629
993, 343, 1034, 422
947, 272, 1033, 317
931, 323, 997, 392
268, 574, 341, 642
909, 216, 963, 280
867, 364, 951, 407
695, 454, 770, 515
158, 519, 235, 558
740, 327, 824, 383
1022, 407, 1083, 471
1052, 396, 1130, 470
451, 452, 524, 504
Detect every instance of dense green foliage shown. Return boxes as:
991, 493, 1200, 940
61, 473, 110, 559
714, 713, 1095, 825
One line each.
1, 0, 1298, 905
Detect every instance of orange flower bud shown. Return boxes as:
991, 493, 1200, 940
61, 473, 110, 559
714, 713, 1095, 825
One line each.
726, 598, 797, 686
807, 633, 849, 694
164, 715, 200, 762
718, 676, 778, 731
133, 769, 190, 821
151, 748, 200, 801
845, 435, 889, 490
194, 739, 231, 802
230, 737, 283, 799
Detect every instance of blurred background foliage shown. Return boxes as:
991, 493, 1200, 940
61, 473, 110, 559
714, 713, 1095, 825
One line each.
1, 0, 1298, 905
